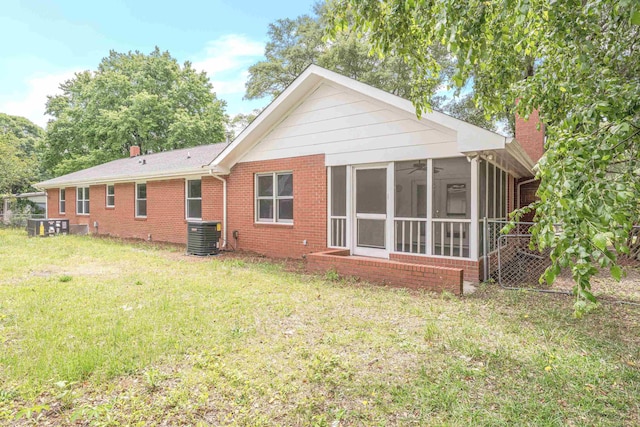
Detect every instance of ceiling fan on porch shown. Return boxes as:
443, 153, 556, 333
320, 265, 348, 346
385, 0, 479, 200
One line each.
397, 161, 442, 174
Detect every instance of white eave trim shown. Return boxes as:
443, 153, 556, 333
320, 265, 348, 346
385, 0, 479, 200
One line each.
35, 167, 210, 190
505, 138, 536, 174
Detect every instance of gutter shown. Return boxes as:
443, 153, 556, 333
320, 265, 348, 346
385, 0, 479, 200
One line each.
208, 170, 228, 249
516, 177, 538, 209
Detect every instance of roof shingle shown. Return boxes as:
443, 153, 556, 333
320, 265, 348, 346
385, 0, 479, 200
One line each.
37, 143, 227, 188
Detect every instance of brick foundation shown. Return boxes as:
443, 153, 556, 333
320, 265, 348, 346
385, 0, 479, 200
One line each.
390, 253, 480, 283
307, 250, 464, 295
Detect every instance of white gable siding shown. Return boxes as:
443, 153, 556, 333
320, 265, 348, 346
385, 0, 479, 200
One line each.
239, 83, 462, 166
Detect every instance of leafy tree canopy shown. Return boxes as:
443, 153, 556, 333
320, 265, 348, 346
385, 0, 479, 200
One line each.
0, 134, 35, 195
329, 0, 640, 314
0, 113, 43, 194
44, 47, 227, 176
245, 3, 501, 131
0, 113, 45, 157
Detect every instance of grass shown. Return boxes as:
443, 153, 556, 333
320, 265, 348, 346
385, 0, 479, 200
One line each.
0, 228, 638, 426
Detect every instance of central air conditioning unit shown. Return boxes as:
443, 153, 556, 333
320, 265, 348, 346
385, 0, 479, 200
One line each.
186, 221, 221, 256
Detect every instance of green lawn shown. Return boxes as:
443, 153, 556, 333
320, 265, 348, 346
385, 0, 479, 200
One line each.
0, 228, 638, 426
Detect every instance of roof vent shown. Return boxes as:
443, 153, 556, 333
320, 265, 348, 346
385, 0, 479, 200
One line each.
187, 151, 191, 159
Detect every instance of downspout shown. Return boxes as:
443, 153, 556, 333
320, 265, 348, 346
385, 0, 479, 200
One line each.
516, 177, 537, 209
208, 171, 227, 249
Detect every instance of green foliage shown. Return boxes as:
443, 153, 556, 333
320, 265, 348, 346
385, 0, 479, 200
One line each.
0, 134, 35, 195
0, 113, 45, 158
329, 0, 640, 314
43, 47, 227, 176
0, 114, 44, 194
246, 3, 501, 130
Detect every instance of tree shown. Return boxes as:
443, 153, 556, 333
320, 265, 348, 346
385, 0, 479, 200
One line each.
0, 134, 34, 195
245, 3, 501, 130
0, 113, 43, 194
227, 109, 262, 141
329, 0, 640, 314
44, 47, 227, 176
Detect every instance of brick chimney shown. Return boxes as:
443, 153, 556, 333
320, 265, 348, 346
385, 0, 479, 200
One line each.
129, 145, 141, 157
515, 109, 545, 163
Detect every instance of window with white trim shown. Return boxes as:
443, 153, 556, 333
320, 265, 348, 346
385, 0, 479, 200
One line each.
135, 183, 147, 217
106, 184, 115, 208
76, 187, 90, 215
59, 189, 66, 214
186, 179, 202, 219
256, 172, 293, 223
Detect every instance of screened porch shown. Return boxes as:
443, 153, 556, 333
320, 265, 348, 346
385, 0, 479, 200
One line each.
327, 157, 512, 260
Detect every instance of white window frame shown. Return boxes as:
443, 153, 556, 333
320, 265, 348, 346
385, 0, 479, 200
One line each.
255, 172, 293, 224
185, 179, 202, 220
59, 188, 66, 214
106, 184, 115, 208
135, 182, 147, 218
76, 187, 90, 215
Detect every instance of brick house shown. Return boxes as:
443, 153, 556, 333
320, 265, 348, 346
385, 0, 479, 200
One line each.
36, 65, 543, 294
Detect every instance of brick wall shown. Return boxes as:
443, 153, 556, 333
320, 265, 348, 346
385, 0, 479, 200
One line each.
225, 154, 327, 258
390, 253, 480, 282
45, 176, 223, 244
308, 250, 463, 295
515, 109, 545, 163
46, 187, 91, 227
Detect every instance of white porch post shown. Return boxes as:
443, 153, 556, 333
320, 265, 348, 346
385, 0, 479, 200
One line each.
386, 163, 394, 255
346, 165, 352, 253
326, 166, 332, 248
470, 158, 479, 260
426, 159, 433, 256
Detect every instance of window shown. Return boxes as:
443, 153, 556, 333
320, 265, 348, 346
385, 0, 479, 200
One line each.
135, 183, 147, 217
106, 184, 115, 208
256, 172, 293, 223
76, 187, 90, 215
59, 189, 66, 214
186, 179, 202, 219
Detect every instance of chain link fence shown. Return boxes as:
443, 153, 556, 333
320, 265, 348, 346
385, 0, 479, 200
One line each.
482, 220, 552, 288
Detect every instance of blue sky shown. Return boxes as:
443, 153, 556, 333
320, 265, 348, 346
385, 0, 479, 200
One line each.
0, 0, 318, 127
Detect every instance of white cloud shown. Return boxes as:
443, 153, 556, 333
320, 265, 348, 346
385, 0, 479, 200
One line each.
191, 34, 264, 76
0, 70, 77, 128
191, 34, 267, 114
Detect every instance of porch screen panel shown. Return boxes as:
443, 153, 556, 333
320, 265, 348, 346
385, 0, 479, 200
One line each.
356, 169, 386, 214
358, 219, 385, 248
330, 166, 347, 247
394, 160, 427, 254
355, 168, 387, 250
487, 164, 495, 218
501, 169, 508, 218
432, 158, 471, 258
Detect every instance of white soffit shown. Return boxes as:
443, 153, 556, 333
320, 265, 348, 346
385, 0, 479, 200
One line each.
209, 65, 509, 172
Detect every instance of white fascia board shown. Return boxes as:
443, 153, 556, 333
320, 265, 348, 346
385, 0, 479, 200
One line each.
505, 138, 536, 174
208, 64, 509, 171
35, 168, 209, 190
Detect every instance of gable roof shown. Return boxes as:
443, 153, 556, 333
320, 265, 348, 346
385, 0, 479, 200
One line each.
36, 143, 226, 189
208, 65, 533, 175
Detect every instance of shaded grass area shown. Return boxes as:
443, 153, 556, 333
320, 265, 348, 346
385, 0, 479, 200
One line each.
0, 229, 638, 426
